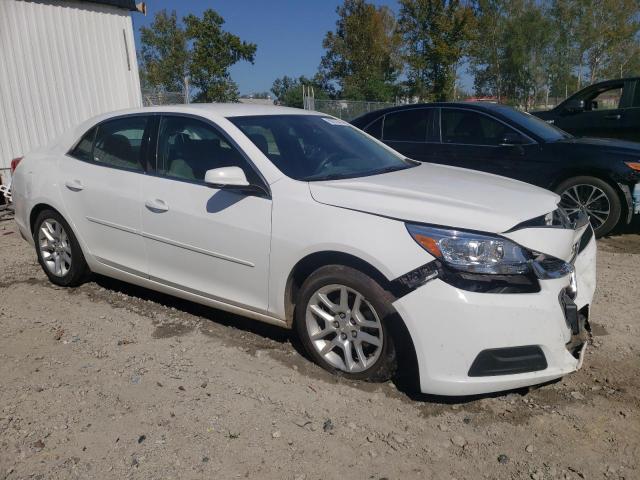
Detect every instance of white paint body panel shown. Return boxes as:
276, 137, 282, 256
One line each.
11, 104, 597, 396
0, 0, 141, 173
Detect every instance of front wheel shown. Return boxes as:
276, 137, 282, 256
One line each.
295, 265, 397, 381
555, 176, 621, 238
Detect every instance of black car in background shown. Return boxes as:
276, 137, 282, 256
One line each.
351, 102, 640, 237
533, 77, 640, 143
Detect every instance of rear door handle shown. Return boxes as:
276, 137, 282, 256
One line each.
604, 114, 621, 120
145, 198, 169, 212
64, 179, 84, 191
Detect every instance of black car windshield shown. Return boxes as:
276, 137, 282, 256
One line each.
491, 105, 572, 142
228, 115, 416, 181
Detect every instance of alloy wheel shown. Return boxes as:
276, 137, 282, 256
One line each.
559, 184, 611, 231
38, 219, 72, 277
305, 284, 383, 373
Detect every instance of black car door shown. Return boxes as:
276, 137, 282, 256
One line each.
621, 80, 640, 142
376, 107, 439, 162
553, 81, 628, 139
432, 107, 543, 184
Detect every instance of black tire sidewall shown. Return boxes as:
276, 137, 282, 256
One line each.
555, 176, 621, 238
33, 210, 88, 287
295, 265, 397, 382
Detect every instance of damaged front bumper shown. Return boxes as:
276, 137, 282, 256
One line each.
392, 224, 597, 396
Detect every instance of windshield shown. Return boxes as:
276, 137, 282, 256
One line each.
228, 115, 416, 181
491, 105, 572, 142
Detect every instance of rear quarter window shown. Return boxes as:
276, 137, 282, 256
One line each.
69, 127, 96, 162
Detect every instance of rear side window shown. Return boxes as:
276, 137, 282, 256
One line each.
364, 116, 383, 139
383, 109, 436, 142
93, 117, 148, 171
70, 127, 96, 162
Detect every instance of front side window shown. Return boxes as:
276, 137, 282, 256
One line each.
588, 86, 623, 111
93, 116, 148, 170
156, 116, 251, 182
229, 115, 415, 181
383, 109, 435, 142
441, 109, 518, 146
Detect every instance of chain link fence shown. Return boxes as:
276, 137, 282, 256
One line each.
142, 90, 188, 106
311, 99, 399, 121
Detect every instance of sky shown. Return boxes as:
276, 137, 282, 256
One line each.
132, 0, 471, 96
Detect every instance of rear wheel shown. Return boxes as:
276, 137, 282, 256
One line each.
555, 176, 621, 238
33, 209, 89, 287
295, 265, 396, 381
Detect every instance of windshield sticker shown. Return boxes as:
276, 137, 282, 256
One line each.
321, 117, 350, 126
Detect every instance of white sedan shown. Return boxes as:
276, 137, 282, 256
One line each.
11, 104, 596, 396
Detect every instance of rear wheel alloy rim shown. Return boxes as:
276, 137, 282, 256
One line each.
38, 219, 72, 277
305, 284, 383, 373
559, 184, 611, 230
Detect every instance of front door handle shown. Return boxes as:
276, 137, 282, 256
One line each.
604, 114, 621, 120
145, 199, 169, 212
64, 179, 84, 191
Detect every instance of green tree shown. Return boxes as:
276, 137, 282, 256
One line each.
546, 0, 582, 100
576, 0, 640, 85
320, 0, 402, 101
468, 0, 506, 100
139, 10, 189, 94
398, 0, 474, 101
184, 9, 257, 102
470, 0, 551, 108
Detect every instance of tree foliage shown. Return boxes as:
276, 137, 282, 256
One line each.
139, 10, 189, 94
319, 0, 402, 101
139, 8, 256, 102
398, 0, 474, 101
468, 0, 640, 108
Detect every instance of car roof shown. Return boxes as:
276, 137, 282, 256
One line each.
350, 101, 512, 127
98, 103, 324, 119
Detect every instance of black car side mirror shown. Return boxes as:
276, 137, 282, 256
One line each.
563, 99, 585, 114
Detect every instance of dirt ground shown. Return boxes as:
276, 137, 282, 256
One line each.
0, 216, 638, 480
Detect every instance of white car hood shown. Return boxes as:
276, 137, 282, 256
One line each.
308, 163, 559, 234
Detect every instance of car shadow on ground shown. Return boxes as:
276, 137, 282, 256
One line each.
89, 273, 545, 405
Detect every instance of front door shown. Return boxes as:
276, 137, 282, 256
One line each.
58, 115, 151, 274
435, 107, 540, 183
140, 115, 272, 311
555, 82, 626, 139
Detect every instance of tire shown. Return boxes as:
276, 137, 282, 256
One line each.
33, 209, 89, 287
295, 265, 397, 382
555, 176, 621, 238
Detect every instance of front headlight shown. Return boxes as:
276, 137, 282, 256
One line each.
406, 225, 532, 275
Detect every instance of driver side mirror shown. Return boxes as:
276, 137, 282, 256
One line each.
204, 167, 250, 188
563, 99, 584, 114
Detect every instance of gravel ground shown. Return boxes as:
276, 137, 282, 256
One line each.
0, 216, 638, 480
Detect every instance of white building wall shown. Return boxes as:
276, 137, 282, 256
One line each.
0, 0, 142, 175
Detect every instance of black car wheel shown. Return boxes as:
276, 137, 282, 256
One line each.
555, 176, 621, 238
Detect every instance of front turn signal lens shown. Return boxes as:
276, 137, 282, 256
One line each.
413, 234, 442, 257
625, 162, 640, 171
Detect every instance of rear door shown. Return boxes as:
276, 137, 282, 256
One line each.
59, 115, 151, 274
140, 114, 272, 311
